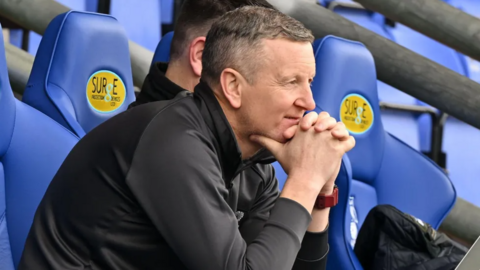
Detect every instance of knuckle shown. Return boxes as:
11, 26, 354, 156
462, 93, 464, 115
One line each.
307, 111, 318, 118
348, 136, 356, 148
319, 111, 330, 118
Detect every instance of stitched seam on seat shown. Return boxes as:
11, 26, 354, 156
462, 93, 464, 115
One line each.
2, 101, 17, 158
48, 81, 82, 136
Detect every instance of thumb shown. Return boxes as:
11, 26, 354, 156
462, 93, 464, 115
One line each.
250, 135, 283, 156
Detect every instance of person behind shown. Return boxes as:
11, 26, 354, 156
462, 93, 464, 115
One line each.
130, 0, 276, 106
19, 7, 355, 270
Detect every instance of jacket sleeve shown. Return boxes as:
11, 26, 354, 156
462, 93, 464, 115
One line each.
126, 122, 312, 270
239, 165, 329, 270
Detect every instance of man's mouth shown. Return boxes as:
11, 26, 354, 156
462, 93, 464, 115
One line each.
284, 116, 301, 125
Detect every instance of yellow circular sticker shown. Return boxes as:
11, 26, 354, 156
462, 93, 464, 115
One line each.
340, 94, 374, 134
86, 70, 126, 113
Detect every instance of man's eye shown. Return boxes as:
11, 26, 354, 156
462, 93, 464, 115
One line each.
288, 80, 297, 85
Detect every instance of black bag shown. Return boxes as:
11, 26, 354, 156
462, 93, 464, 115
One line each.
354, 205, 468, 270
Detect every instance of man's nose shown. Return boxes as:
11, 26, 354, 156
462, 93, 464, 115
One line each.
295, 84, 316, 111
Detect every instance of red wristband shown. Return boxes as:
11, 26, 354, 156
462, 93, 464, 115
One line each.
316, 185, 339, 209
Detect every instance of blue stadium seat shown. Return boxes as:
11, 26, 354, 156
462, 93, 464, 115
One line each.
450, 0, 480, 17
152, 31, 174, 64
25, 0, 89, 55
323, 0, 393, 39
386, 21, 467, 150
324, 0, 421, 149
312, 36, 456, 270
22, 11, 135, 138
446, 0, 480, 207
110, 0, 161, 51
387, 21, 480, 206
85, 0, 98, 12
0, 23, 79, 267
161, 0, 175, 26
0, 28, 15, 268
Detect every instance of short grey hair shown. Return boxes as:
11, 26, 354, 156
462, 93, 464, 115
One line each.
201, 6, 315, 87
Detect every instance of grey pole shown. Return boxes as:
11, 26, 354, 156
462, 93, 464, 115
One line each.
353, 0, 480, 62
268, 0, 480, 131
440, 198, 480, 245
0, 0, 153, 88
5, 42, 33, 96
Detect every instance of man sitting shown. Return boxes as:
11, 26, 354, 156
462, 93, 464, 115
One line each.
19, 6, 355, 270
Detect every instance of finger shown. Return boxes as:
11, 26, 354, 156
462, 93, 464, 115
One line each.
331, 123, 350, 140
318, 111, 331, 119
332, 128, 350, 141
342, 136, 356, 153
250, 135, 283, 156
283, 125, 298, 140
299, 111, 318, 131
314, 117, 337, 132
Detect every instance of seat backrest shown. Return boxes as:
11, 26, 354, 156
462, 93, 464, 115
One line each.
152, 31, 174, 64
161, 0, 175, 25
24, 0, 89, 56
386, 21, 480, 207
325, 0, 393, 39
110, 0, 161, 51
22, 11, 135, 138
0, 23, 16, 270
325, 2, 421, 149
0, 23, 79, 267
450, 0, 480, 17
312, 36, 456, 270
442, 0, 480, 207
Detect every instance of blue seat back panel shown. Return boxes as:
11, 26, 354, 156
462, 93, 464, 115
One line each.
313, 36, 456, 270
1, 21, 79, 267
331, 5, 422, 150
23, 11, 135, 136
110, 0, 161, 51
272, 162, 287, 191
4, 101, 78, 266
0, 164, 14, 270
313, 36, 385, 182
381, 111, 420, 150
327, 156, 363, 270
0, 23, 15, 270
443, 118, 480, 207
349, 181, 377, 233
161, 0, 174, 24
152, 31, 174, 64
25, 0, 88, 55
375, 135, 455, 228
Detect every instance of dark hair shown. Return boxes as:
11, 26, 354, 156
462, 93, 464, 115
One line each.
202, 6, 314, 87
170, 0, 275, 61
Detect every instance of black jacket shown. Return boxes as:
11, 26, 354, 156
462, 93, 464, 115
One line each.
18, 63, 328, 270
354, 205, 467, 270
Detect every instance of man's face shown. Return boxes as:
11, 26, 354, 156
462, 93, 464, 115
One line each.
238, 38, 316, 144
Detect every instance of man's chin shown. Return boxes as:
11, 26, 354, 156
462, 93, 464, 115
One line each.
271, 134, 289, 144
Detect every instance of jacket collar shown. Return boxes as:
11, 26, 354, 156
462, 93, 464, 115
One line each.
194, 80, 275, 185
137, 62, 186, 103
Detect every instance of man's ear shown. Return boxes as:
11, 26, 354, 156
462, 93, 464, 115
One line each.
219, 68, 245, 109
189, 36, 206, 77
